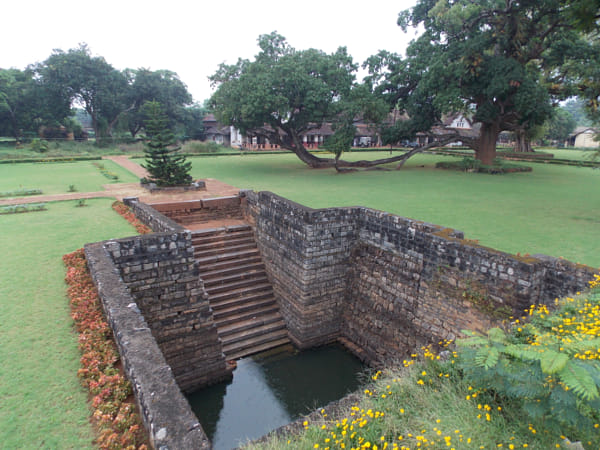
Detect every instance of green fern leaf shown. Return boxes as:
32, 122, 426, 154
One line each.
488, 327, 507, 344
503, 345, 543, 361
475, 346, 499, 369
540, 351, 569, 374
558, 361, 599, 400
456, 336, 489, 347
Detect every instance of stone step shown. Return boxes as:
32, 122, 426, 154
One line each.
200, 261, 266, 281
192, 230, 255, 247
194, 241, 257, 258
204, 275, 269, 295
193, 235, 256, 253
196, 248, 261, 266
209, 286, 274, 309
217, 312, 284, 338
202, 268, 268, 288
225, 337, 292, 361
212, 295, 278, 321
213, 303, 280, 328
222, 323, 289, 353
191, 225, 252, 240
198, 255, 263, 274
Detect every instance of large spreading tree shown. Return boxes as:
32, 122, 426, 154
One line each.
37, 44, 132, 140
366, 0, 600, 164
123, 68, 193, 138
210, 32, 390, 168
0, 67, 71, 140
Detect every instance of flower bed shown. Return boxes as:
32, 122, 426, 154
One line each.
111, 201, 152, 235
63, 249, 148, 450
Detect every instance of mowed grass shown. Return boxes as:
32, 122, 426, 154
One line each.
0, 160, 139, 195
0, 199, 139, 448
190, 152, 600, 267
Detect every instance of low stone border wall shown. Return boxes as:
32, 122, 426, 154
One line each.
84, 243, 210, 449
148, 196, 244, 225
123, 197, 184, 233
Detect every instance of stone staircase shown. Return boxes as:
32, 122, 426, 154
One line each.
192, 224, 290, 360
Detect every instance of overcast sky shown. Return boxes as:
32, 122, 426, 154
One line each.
2, 0, 418, 102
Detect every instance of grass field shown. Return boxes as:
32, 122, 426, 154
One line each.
0, 199, 139, 448
0, 160, 139, 195
190, 152, 600, 268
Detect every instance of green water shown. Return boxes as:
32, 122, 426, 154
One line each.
187, 344, 367, 450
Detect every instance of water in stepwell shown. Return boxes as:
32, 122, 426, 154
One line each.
187, 343, 367, 450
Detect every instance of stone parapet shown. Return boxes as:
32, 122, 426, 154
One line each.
243, 191, 597, 366
101, 231, 230, 392
84, 242, 210, 450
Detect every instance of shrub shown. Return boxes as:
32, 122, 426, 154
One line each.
0, 188, 43, 198
181, 140, 226, 154
0, 203, 47, 214
457, 275, 600, 442
30, 139, 49, 153
436, 157, 532, 173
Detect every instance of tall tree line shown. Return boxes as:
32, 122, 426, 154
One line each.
0, 44, 203, 142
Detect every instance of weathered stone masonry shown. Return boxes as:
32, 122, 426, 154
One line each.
85, 242, 211, 449
102, 231, 229, 391
84, 199, 232, 447
84, 192, 596, 448
242, 191, 596, 366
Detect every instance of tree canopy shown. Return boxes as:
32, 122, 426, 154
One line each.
210, 32, 389, 168
123, 68, 193, 137
0, 67, 71, 140
366, 0, 600, 164
29, 44, 194, 143
37, 44, 132, 140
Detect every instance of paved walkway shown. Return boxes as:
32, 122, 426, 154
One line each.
0, 156, 240, 206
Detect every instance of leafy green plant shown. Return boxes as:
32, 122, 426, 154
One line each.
30, 139, 49, 153
68, 184, 77, 192
92, 162, 120, 181
75, 199, 87, 207
0, 188, 42, 198
0, 203, 47, 214
181, 140, 223, 154
457, 283, 600, 440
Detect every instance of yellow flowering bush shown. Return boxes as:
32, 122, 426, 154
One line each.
457, 274, 600, 442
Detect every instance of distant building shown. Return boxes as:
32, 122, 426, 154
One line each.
202, 114, 231, 146
566, 127, 599, 148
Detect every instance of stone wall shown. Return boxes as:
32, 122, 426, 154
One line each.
244, 191, 358, 348
100, 231, 230, 392
243, 191, 597, 367
123, 197, 184, 233
84, 243, 211, 449
148, 196, 244, 226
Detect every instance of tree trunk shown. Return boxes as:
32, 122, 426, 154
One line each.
475, 122, 500, 165
512, 128, 533, 152
283, 133, 467, 169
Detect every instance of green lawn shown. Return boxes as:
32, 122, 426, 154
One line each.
190, 152, 600, 268
0, 199, 139, 448
0, 160, 139, 195
543, 148, 599, 161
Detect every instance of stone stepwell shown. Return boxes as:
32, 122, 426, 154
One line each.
192, 224, 290, 360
